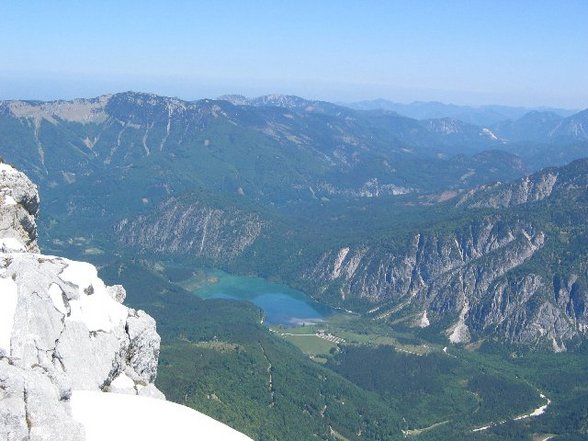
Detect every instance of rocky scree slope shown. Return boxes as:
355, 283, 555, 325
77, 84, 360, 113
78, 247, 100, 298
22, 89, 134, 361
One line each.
0, 162, 251, 441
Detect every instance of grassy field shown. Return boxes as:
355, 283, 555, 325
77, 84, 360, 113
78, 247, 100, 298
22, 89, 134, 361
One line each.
273, 316, 434, 363
281, 335, 337, 362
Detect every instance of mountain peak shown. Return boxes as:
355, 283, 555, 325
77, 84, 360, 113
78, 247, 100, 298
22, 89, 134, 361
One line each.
218, 93, 313, 109
217, 94, 250, 105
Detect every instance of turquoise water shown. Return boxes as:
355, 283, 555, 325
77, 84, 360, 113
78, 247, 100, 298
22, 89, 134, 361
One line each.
191, 270, 332, 326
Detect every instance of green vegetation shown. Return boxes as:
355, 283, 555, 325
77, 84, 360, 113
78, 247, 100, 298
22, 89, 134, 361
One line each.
92, 255, 588, 440
278, 333, 337, 363
34, 152, 588, 440
95, 259, 401, 440
4, 94, 588, 439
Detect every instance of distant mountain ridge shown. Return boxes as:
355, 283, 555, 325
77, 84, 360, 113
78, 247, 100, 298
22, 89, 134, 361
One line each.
218, 93, 587, 144
492, 109, 588, 143
492, 111, 565, 142
550, 109, 588, 140
342, 98, 578, 126
218, 93, 324, 110
0, 91, 586, 216
217, 93, 588, 164
0, 91, 533, 200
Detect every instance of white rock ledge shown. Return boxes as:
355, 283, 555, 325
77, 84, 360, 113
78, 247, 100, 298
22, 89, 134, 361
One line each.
0, 162, 252, 441
71, 391, 253, 441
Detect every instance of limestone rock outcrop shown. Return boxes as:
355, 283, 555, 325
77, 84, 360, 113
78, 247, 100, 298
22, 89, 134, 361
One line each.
304, 161, 588, 350
1, 161, 253, 441
0, 162, 163, 440
0, 162, 39, 253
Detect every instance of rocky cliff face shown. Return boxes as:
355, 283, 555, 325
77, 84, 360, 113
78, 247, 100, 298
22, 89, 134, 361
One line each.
0, 163, 39, 253
0, 162, 163, 440
456, 159, 588, 209
117, 196, 265, 261
306, 218, 585, 350
304, 161, 588, 350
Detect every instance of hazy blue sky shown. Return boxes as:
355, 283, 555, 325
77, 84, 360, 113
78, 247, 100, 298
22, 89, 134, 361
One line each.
1, 0, 586, 107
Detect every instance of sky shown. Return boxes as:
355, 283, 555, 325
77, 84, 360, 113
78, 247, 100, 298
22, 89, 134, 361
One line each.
0, 0, 587, 107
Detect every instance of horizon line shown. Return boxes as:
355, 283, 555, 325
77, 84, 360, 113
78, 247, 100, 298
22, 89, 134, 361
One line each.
0, 90, 582, 112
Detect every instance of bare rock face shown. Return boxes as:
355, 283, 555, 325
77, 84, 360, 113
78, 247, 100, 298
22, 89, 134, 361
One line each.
117, 197, 265, 262
0, 162, 163, 440
306, 216, 587, 350
0, 358, 84, 441
0, 162, 39, 253
303, 160, 588, 350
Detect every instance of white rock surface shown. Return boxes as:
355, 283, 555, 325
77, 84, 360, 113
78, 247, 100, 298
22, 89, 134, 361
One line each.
0, 250, 167, 439
0, 275, 18, 355
0, 357, 85, 441
0, 162, 163, 440
419, 310, 430, 328
0, 162, 39, 252
1, 161, 253, 441
448, 302, 471, 344
70, 391, 254, 441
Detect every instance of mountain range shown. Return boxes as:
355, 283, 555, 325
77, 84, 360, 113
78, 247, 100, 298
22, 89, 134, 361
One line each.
343, 98, 579, 127
0, 91, 587, 349
2, 91, 588, 440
